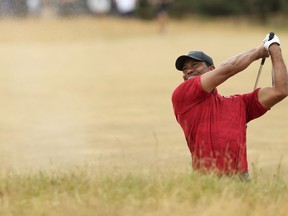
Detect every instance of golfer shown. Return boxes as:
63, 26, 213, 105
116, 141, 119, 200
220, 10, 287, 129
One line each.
172, 33, 288, 179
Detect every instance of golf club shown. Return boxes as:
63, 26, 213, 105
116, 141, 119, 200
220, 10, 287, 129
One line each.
253, 32, 275, 90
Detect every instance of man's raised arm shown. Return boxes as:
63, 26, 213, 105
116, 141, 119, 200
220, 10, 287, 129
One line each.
201, 46, 269, 93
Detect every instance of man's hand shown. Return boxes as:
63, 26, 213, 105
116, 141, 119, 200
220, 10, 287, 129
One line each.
263, 33, 280, 51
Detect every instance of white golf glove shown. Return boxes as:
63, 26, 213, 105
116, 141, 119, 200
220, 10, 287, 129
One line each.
263, 33, 280, 51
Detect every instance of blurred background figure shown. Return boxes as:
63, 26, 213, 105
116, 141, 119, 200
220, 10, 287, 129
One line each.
86, 0, 112, 16
26, 0, 41, 17
114, 0, 137, 17
154, 0, 173, 33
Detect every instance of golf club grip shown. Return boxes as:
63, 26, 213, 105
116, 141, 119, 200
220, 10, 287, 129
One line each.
261, 58, 266, 65
261, 32, 275, 65
269, 32, 275, 40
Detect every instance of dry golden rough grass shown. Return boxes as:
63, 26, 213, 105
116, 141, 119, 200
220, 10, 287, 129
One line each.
0, 166, 287, 216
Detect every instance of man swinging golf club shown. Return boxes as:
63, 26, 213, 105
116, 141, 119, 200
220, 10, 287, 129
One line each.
172, 33, 288, 180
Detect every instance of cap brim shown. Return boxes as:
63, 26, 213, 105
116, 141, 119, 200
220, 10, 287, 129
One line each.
175, 55, 203, 71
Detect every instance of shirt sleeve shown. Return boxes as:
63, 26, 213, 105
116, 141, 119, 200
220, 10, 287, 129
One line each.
241, 88, 268, 122
172, 77, 210, 115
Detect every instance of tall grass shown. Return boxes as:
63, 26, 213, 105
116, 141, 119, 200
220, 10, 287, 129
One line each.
0, 166, 287, 216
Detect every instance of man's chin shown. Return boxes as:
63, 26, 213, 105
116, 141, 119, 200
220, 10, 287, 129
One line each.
183, 75, 197, 81
187, 76, 196, 80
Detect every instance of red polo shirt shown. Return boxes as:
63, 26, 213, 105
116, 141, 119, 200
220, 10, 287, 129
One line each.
172, 76, 267, 174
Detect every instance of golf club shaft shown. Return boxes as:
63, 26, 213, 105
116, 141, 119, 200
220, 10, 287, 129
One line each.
253, 32, 275, 90
254, 61, 264, 90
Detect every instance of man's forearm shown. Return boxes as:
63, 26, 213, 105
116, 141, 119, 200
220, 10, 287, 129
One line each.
270, 45, 288, 95
218, 48, 263, 76
201, 46, 267, 93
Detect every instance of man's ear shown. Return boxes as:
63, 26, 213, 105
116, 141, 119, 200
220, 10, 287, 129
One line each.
183, 74, 187, 81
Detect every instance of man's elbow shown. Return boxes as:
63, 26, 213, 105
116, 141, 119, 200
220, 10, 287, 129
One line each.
275, 85, 288, 100
283, 82, 288, 97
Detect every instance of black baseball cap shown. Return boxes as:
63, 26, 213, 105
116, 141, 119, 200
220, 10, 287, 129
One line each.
175, 51, 214, 71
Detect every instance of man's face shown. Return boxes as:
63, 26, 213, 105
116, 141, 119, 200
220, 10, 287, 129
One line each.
182, 59, 212, 81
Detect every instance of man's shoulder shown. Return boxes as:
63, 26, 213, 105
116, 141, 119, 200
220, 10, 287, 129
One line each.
172, 79, 195, 103
173, 78, 198, 93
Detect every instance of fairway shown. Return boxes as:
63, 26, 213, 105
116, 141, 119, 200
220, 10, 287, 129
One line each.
0, 17, 288, 177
